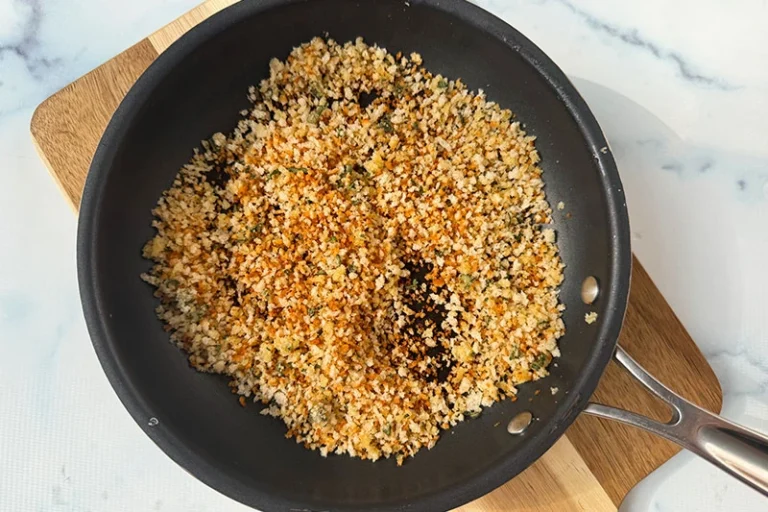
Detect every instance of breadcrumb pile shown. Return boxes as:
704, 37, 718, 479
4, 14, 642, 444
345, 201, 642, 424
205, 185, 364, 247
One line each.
141, 37, 565, 464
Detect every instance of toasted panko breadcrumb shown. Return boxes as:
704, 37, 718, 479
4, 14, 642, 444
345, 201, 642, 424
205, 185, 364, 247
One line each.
141, 37, 565, 465
585, 312, 598, 324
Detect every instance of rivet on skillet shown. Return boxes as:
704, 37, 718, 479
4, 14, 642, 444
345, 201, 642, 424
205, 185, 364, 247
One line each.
581, 276, 599, 305
507, 411, 533, 435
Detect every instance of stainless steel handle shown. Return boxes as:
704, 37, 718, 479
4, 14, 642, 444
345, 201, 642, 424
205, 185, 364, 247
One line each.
584, 345, 768, 497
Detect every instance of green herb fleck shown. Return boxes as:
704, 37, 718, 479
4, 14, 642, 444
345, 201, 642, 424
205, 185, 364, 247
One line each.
408, 278, 419, 291
530, 353, 549, 371
437, 78, 449, 89
307, 103, 328, 124
287, 166, 308, 174
310, 406, 328, 423
329, 235, 337, 243
266, 169, 281, 180
466, 410, 481, 419
310, 85, 324, 99
378, 115, 394, 134
460, 274, 475, 289
308, 306, 322, 317
189, 304, 208, 323
383, 424, 392, 435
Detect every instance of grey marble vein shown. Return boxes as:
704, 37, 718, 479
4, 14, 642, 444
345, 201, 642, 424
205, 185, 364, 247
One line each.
552, 0, 739, 91
0, 0, 58, 79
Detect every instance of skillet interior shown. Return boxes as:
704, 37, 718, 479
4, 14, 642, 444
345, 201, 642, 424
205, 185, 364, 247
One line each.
78, 0, 631, 510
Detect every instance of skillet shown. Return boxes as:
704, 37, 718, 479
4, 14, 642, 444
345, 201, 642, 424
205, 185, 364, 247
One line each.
77, 0, 768, 510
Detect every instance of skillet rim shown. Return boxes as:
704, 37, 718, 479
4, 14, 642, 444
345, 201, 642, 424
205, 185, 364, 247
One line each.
77, 0, 632, 510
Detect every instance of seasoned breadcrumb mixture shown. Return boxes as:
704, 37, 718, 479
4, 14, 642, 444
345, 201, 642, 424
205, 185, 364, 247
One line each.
141, 37, 565, 464
585, 312, 598, 324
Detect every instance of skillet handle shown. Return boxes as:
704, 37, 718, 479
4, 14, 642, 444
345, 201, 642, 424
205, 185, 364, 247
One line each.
583, 345, 768, 497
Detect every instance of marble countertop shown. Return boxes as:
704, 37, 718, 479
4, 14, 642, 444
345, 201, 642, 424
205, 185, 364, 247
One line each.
1, 0, 766, 510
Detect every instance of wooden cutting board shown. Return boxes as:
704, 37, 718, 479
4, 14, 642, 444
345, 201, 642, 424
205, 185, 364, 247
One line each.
30, 1, 723, 510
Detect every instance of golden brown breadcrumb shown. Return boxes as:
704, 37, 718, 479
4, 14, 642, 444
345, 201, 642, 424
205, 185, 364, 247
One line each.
141, 37, 564, 464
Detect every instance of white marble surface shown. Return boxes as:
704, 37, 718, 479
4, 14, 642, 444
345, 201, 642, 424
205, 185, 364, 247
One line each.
1, 0, 766, 510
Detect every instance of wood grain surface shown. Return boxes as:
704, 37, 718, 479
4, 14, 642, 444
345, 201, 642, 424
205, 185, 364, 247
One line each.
29, 1, 722, 510
30, 39, 158, 210
457, 437, 615, 512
